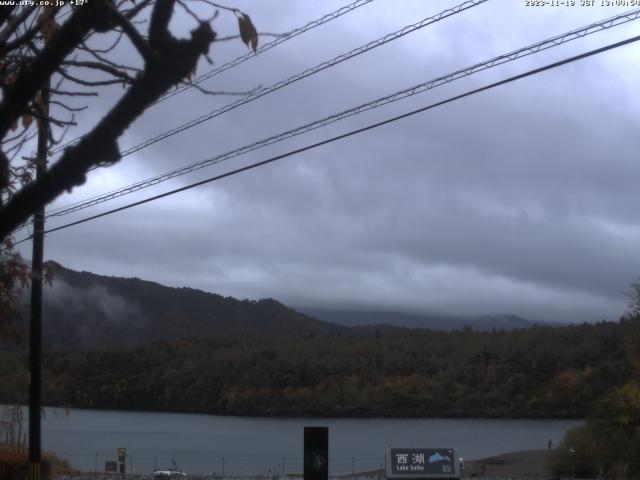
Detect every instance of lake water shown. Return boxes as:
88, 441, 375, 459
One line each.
18, 407, 582, 476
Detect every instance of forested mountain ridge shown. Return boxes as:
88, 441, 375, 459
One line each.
6, 263, 631, 419
299, 307, 554, 331
36, 263, 349, 350
0, 319, 632, 418
18, 263, 553, 351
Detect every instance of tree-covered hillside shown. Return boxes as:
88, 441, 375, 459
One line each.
551, 309, 640, 479
32, 263, 348, 350
3, 264, 561, 354
0, 320, 632, 418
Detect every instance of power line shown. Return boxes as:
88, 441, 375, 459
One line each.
32, 33, 640, 241
49, 0, 376, 155
46, 0, 488, 216
110, 0, 489, 159
46, 7, 640, 219
155, 0, 375, 104
47, 0, 490, 216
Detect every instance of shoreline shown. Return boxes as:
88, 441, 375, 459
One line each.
49, 449, 557, 480
465, 449, 554, 478
3, 403, 585, 421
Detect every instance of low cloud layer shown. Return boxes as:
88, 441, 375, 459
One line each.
16, 0, 640, 324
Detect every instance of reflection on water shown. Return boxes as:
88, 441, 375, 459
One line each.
26, 406, 581, 475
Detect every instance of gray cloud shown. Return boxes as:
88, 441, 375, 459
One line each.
17, 0, 640, 325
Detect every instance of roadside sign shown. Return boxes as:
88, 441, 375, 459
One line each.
118, 448, 126, 463
385, 448, 459, 479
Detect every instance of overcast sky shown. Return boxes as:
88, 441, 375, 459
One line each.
15, 0, 640, 323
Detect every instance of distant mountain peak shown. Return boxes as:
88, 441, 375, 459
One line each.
24, 263, 558, 352
296, 307, 556, 331
470, 314, 546, 331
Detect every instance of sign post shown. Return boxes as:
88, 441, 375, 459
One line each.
118, 448, 126, 477
385, 448, 460, 480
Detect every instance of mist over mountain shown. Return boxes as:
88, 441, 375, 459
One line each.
38, 263, 348, 350
295, 307, 556, 331
10, 262, 561, 351
3, 264, 631, 420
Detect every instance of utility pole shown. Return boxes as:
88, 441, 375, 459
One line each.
28, 82, 49, 480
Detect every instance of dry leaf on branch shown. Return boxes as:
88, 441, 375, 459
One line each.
184, 64, 197, 83
237, 13, 258, 53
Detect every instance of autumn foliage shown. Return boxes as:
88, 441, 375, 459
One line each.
0, 442, 73, 480
0, 319, 634, 419
551, 311, 640, 479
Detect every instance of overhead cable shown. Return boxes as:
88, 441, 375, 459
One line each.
50, 0, 376, 155
46, 7, 640, 219
112, 0, 489, 158
30, 33, 640, 241
47, 0, 490, 216
156, 0, 376, 104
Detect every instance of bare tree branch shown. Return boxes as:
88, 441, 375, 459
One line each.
50, 89, 99, 97
61, 59, 137, 83
0, 0, 114, 139
123, 0, 154, 20
49, 100, 88, 112
81, 46, 141, 74
5, 130, 38, 161
107, 2, 157, 62
79, 31, 124, 54
215, 32, 281, 42
57, 68, 128, 87
149, 0, 175, 49
0, 6, 38, 54
197, 0, 240, 15
0, 19, 216, 239
0, 5, 17, 29
190, 82, 262, 97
